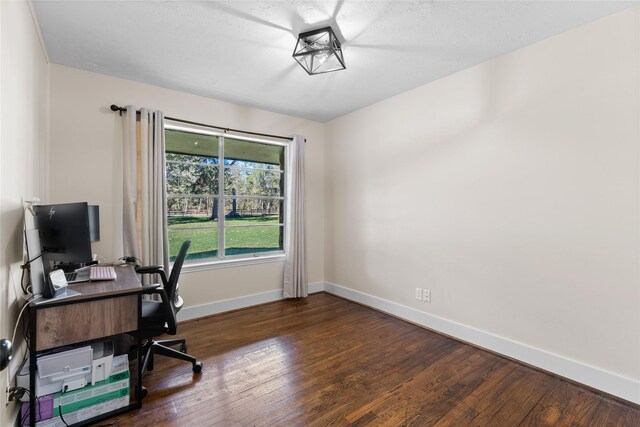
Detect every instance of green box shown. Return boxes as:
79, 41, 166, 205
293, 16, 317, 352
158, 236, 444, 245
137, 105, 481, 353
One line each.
52, 371, 129, 416
52, 355, 129, 418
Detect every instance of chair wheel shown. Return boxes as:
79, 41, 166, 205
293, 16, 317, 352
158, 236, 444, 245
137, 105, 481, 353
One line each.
193, 362, 203, 373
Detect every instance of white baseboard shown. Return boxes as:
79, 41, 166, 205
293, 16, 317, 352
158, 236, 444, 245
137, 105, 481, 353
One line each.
177, 280, 639, 404
177, 281, 325, 322
322, 281, 640, 405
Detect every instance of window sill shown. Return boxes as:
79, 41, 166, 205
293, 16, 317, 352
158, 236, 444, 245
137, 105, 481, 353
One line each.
180, 254, 286, 273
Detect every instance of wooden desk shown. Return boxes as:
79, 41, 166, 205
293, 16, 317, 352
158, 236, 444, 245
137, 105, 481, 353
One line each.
28, 264, 143, 427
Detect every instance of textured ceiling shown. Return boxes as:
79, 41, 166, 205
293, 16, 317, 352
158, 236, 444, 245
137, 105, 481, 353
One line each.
32, 1, 637, 122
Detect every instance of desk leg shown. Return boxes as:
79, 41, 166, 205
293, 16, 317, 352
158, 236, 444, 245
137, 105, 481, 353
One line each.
136, 294, 143, 408
29, 306, 37, 427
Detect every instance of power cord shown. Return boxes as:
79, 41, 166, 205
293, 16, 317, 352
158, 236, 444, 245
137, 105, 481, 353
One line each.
18, 251, 49, 296
9, 298, 33, 373
119, 256, 142, 268
57, 385, 115, 427
58, 385, 69, 426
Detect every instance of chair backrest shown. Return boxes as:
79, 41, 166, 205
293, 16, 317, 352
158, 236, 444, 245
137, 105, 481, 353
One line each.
166, 240, 191, 304
162, 240, 190, 336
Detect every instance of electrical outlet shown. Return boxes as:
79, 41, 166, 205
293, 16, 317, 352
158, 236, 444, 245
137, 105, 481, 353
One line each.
7, 386, 26, 405
423, 289, 431, 303
415, 288, 422, 300
5, 386, 14, 406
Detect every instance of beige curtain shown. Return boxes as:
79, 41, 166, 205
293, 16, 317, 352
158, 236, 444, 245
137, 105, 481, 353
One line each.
122, 106, 169, 284
283, 135, 308, 298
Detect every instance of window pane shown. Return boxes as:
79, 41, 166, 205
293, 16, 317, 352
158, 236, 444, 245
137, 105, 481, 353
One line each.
224, 225, 283, 256
224, 138, 284, 168
223, 168, 283, 197
166, 158, 218, 196
167, 196, 217, 217
224, 198, 282, 219
223, 138, 284, 202
168, 195, 219, 263
168, 214, 218, 262
223, 198, 283, 256
166, 129, 219, 158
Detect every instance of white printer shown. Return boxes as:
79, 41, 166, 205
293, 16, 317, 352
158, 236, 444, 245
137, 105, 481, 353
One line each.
17, 341, 114, 400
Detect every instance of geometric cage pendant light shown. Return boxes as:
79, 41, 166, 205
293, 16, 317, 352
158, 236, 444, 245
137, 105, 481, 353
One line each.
293, 26, 346, 75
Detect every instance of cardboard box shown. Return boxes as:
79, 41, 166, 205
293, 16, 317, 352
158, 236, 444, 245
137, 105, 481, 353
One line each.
19, 394, 54, 425
53, 370, 129, 416
33, 396, 129, 427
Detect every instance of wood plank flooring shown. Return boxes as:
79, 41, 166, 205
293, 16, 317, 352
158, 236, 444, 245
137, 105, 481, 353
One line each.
110, 293, 639, 426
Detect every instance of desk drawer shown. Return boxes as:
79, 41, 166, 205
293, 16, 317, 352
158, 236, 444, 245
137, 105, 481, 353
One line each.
36, 294, 138, 351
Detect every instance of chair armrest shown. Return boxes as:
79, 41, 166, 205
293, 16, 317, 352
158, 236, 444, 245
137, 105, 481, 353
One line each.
135, 265, 163, 274
135, 265, 168, 286
143, 285, 168, 303
140, 284, 162, 295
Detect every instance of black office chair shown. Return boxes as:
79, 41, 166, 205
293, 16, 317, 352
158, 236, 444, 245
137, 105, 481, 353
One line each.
135, 240, 202, 396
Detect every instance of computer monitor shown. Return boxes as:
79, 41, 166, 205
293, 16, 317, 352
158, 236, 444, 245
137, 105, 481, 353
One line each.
33, 202, 93, 272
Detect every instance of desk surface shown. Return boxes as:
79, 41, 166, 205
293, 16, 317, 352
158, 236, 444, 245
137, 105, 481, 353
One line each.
32, 264, 142, 307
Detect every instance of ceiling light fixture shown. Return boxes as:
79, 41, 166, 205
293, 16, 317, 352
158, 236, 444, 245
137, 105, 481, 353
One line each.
293, 27, 345, 75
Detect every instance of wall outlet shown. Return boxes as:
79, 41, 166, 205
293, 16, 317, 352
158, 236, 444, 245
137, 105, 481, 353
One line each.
5, 386, 15, 406
415, 288, 422, 300
423, 289, 431, 303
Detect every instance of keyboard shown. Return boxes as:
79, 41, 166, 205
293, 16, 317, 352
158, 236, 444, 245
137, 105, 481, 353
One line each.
89, 266, 117, 281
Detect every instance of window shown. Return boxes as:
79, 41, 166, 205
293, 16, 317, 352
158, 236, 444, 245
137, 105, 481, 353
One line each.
165, 123, 287, 265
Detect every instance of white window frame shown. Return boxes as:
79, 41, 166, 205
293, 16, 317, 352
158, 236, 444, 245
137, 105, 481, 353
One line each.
165, 122, 289, 271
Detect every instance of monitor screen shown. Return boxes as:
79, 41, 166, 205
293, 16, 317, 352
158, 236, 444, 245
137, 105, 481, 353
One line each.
33, 202, 93, 272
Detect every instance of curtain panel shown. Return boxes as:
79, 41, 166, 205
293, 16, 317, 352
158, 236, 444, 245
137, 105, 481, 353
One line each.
122, 106, 170, 284
283, 135, 308, 298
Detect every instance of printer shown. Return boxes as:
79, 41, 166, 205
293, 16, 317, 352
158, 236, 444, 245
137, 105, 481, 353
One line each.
17, 341, 114, 400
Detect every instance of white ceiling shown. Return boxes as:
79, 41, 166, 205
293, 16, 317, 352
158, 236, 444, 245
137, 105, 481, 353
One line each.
32, 1, 637, 122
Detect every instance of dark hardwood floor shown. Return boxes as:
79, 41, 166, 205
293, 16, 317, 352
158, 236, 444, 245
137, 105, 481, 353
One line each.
110, 293, 639, 426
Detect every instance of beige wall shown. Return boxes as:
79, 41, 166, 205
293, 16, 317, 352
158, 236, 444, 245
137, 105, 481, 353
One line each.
325, 6, 639, 385
48, 65, 325, 308
0, 1, 49, 425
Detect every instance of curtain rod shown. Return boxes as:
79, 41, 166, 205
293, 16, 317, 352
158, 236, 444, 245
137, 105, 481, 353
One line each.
110, 104, 295, 142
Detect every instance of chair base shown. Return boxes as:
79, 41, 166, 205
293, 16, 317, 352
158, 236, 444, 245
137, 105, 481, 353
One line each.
140, 337, 203, 384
